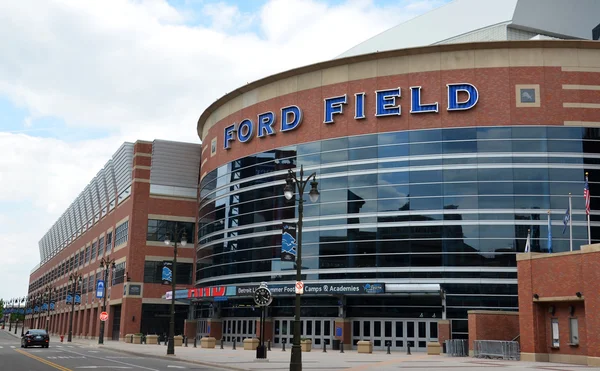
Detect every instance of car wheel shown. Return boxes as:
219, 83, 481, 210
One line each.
23, 344, 27, 348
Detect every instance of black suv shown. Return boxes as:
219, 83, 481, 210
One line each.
21, 329, 50, 348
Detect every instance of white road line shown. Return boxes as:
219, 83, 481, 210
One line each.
10, 346, 15, 348
167, 366, 186, 369
76, 367, 132, 369
62, 349, 160, 371
0, 346, 3, 349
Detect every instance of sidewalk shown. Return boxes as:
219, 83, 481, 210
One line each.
4, 329, 598, 371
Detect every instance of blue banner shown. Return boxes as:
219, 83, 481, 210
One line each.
50, 302, 55, 311
42, 303, 48, 311
162, 261, 173, 285
74, 292, 81, 305
281, 223, 297, 262
66, 293, 73, 304
96, 280, 105, 299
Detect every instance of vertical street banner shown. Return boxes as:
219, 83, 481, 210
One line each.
281, 222, 297, 262
66, 292, 73, 304
74, 292, 81, 305
50, 301, 55, 311
162, 261, 173, 285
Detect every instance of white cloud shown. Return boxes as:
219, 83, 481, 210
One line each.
0, 0, 445, 299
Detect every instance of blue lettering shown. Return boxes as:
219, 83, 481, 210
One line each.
447, 83, 478, 111
257, 112, 275, 137
323, 95, 347, 124
281, 105, 302, 132
410, 86, 438, 113
354, 92, 365, 119
223, 124, 236, 150
237, 119, 254, 143
375, 88, 401, 116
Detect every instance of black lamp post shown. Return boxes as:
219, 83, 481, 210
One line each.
44, 286, 56, 332
8, 298, 14, 332
98, 255, 116, 345
283, 165, 320, 371
164, 224, 188, 356
67, 272, 82, 342
22, 297, 28, 337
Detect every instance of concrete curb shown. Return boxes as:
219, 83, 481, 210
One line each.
94, 346, 247, 371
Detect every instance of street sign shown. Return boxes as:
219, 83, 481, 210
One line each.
295, 281, 304, 295
99, 311, 108, 322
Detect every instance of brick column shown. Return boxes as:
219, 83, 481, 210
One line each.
437, 320, 451, 350
208, 319, 222, 340
120, 298, 142, 338
184, 319, 198, 340
334, 318, 352, 350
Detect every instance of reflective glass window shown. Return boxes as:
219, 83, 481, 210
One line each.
379, 131, 408, 145
378, 144, 409, 158
349, 134, 377, 148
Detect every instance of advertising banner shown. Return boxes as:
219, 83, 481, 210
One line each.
281, 223, 297, 262
74, 292, 81, 305
66, 293, 73, 304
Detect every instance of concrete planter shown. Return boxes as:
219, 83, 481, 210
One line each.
243, 338, 259, 350
427, 342, 441, 355
174, 335, 183, 347
301, 339, 312, 352
201, 337, 216, 348
124, 334, 133, 343
357, 340, 373, 354
133, 335, 142, 344
146, 335, 158, 345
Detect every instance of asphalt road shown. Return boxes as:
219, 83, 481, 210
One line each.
0, 330, 221, 371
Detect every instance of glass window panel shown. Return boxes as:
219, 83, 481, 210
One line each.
514, 195, 550, 210
379, 131, 408, 145
322, 137, 348, 152
378, 144, 409, 158
478, 195, 514, 209
409, 183, 442, 197
478, 182, 514, 195
348, 134, 377, 148
443, 141, 477, 154
443, 169, 477, 182
513, 181, 549, 195
547, 140, 583, 153
410, 170, 442, 183
477, 168, 513, 182
379, 171, 409, 185
513, 140, 547, 152
320, 176, 348, 190
348, 174, 377, 188
321, 150, 348, 164
410, 129, 442, 143
443, 128, 476, 141
297, 141, 321, 155
349, 147, 378, 161
512, 126, 547, 139
477, 127, 512, 140
363, 321, 371, 337
410, 142, 442, 156
549, 168, 584, 181
444, 182, 478, 196
477, 140, 512, 152
407, 322, 415, 337
547, 127, 583, 140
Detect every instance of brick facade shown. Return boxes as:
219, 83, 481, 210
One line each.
517, 244, 600, 366
27, 140, 199, 341
467, 311, 519, 354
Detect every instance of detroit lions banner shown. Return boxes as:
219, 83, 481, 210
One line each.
281, 222, 297, 262
162, 261, 173, 285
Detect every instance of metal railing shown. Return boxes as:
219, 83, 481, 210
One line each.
473, 340, 520, 360
445, 339, 468, 357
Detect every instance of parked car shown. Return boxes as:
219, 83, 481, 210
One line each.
21, 329, 50, 348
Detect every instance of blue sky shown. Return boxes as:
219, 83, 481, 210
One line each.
0, 0, 449, 301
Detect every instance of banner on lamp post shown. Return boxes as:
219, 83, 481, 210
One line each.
281, 223, 297, 262
162, 261, 173, 285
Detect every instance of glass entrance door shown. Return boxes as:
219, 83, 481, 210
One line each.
222, 318, 256, 343
352, 318, 438, 351
273, 318, 335, 349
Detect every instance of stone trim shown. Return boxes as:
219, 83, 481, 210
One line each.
467, 310, 519, 315
148, 195, 196, 201
133, 165, 151, 170
198, 40, 600, 139
534, 296, 584, 302
133, 178, 150, 183
563, 102, 600, 109
147, 214, 195, 222
520, 352, 549, 362
133, 153, 152, 158
548, 353, 588, 365
563, 84, 600, 90
564, 121, 600, 127
145, 256, 194, 263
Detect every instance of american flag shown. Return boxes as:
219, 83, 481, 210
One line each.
584, 173, 591, 215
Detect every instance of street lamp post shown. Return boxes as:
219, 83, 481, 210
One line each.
44, 286, 56, 332
22, 297, 28, 337
98, 255, 116, 345
164, 224, 188, 356
283, 165, 320, 371
67, 272, 82, 342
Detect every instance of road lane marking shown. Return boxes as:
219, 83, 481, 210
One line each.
10, 345, 15, 348
76, 367, 132, 369
62, 349, 160, 371
14, 349, 73, 371
167, 366, 186, 369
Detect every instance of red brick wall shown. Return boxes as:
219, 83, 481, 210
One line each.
467, 311, 520, 351
518, 248, 600, 360
200, 63, 600, 177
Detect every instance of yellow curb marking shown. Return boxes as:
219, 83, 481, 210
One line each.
15, 349, 73, 371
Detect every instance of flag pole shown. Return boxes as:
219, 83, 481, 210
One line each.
569, 193, 573, 251
586, 172, 591, 245
547, 210, 552, 254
